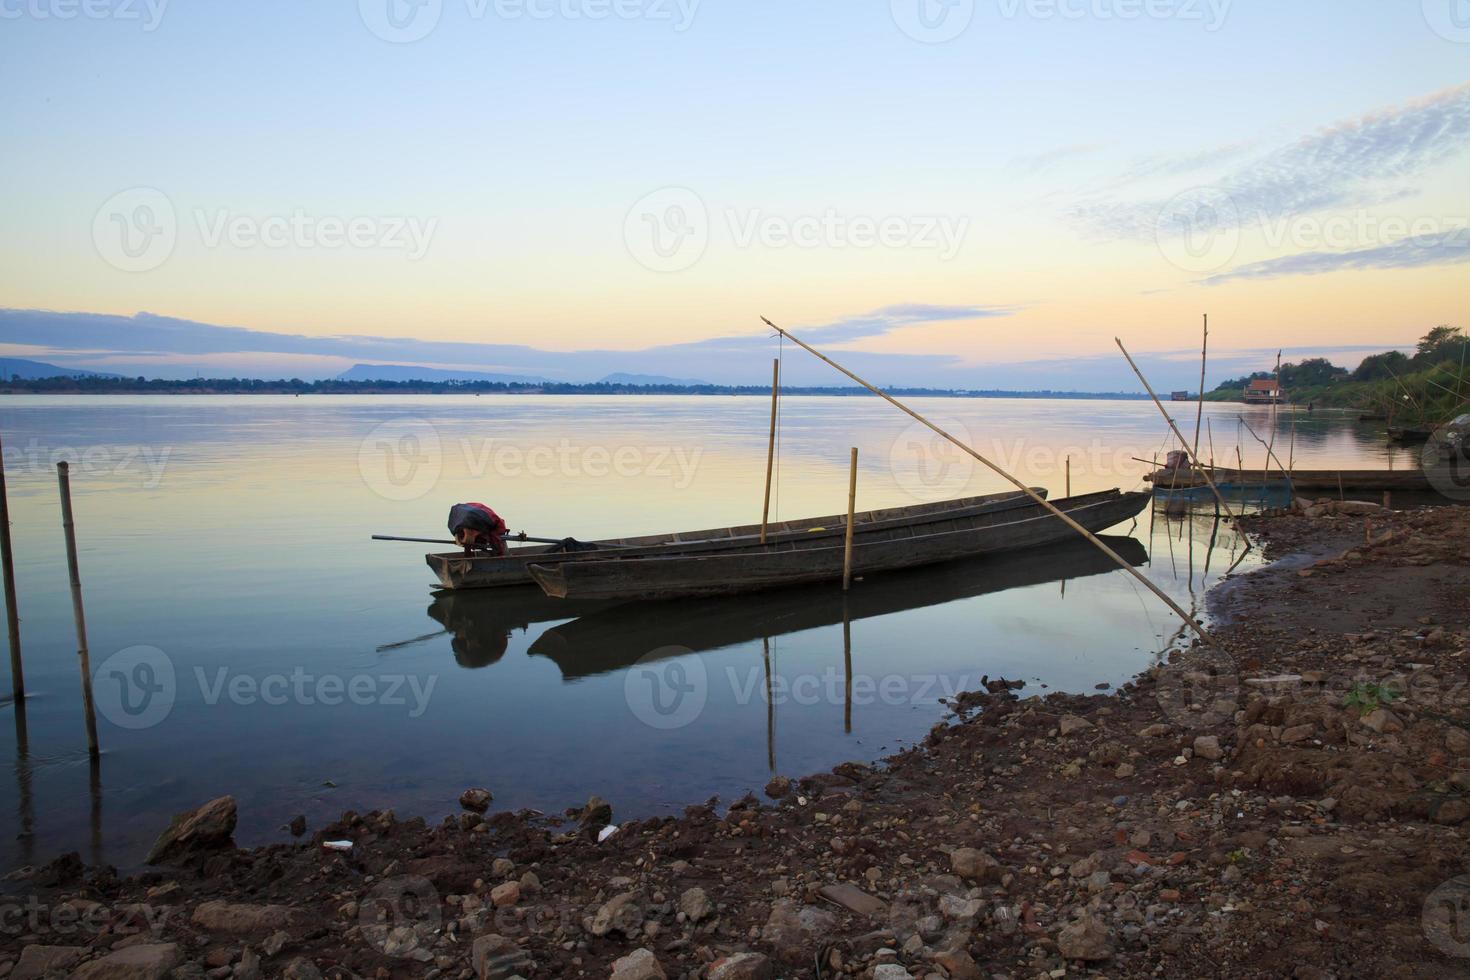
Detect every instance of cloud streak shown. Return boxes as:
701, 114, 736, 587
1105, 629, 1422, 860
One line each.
1201, 228, 1470, 285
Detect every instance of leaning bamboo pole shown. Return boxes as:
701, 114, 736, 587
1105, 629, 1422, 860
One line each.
760, 316, 1216, 645
1238, 416, 1297, 500
1115, 339, 1238, 520
842, 448, 858, 592
760, 358, 780, 544
1192, 314, 1208, 458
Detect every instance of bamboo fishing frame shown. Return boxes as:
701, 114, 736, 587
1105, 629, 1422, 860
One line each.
1115, 339, 1237, 520
1237, 416, 1297, 500
761, 316, 1217, 645
761, 358, 780, 544
1192, 314, 1208, 458
842, 447, 858, 592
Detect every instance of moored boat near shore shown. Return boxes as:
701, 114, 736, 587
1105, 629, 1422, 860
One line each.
425, 487, 1045, 590
527, 489, 1149, 601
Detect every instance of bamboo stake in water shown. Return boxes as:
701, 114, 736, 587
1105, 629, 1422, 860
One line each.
760, 358, 780, 544
842, 447, 858, 592
0, 433, 22, 702
1065, 455, 1071, 498
57, 463, 99, 758
1115, 339, 1237, 520
761, 317, 1217, 645
1192, 314, 1208, 458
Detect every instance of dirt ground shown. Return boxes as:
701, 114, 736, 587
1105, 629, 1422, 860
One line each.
4, 501, 1470, 979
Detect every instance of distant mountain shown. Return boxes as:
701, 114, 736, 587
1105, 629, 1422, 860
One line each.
599, 372, 713, 387
336, 364, 551, 383
0, 357, 117, 380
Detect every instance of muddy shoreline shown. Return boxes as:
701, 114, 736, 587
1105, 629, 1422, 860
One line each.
4, 502, 1469, 979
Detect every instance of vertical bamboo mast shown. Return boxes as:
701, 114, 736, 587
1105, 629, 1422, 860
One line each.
1115, 339, 1238, 519
842, 448, 858, 592
0, 432, 22, 702
760, 358, 780, 544
1065, 455, 1071, 498
1192, 314, 1208, 458
57, 463, 99, 758
760, 317, 1216, 644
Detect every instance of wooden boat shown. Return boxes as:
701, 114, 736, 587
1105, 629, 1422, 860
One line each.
1144, 466, 1433, 493
1388, 426, 1433, 444
425, 487, 1045, 590
527, 489, 1149, 601
527, 535, 1148, 679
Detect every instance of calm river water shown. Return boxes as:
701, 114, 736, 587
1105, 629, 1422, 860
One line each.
0, 395, 1421, 869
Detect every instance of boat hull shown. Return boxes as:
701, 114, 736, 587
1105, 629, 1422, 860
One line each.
425, 487, 1045, 590
528, 490, 1149, 601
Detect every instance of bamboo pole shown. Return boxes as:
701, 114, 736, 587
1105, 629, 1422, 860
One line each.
760, 316, 1217, 645
1065, 455, 1071, 498
0, 432, 21, 702
1237, 416, 1297, 500
760, 358, 780, 544
1192, 314, 1208, 458
57, 463, 99, 758
842, 601, 853, 733
1115, 339, 1237, 520
842, 447, 858, 592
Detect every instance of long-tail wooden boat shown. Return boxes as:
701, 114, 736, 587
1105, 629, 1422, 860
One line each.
527, 489, 1149, 601
527, 535, 1148, 679
1144, 466, 1433, 493
425, 487, 1046, 590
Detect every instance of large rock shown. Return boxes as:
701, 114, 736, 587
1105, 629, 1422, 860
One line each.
146, 796, 237, 864
610, 948, 666, 980
679, 886, 713, 922
708, 952, 776, 980
472, 934, 533, 979
817, 882, 887, 918
1057, 913, 1112, 961
759, 900, 838, 964
459, 787, 493, 812
934, 948, 981, 980
1193, 735, 1224, 761
70, 943, 180, 980
12, 945, 84, 980
191, 900, 294, 933
949, 847, 1001, 882
577, 795, 613, 833
589, 891, 642, 937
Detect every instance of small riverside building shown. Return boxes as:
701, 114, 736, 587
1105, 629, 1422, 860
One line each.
1243, 378, 1285, 404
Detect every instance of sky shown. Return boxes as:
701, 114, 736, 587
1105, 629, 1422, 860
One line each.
0, 0, 1467, 388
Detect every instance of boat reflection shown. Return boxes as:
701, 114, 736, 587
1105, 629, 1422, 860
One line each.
518, 535, 1149, 680
424, 589, 613, 667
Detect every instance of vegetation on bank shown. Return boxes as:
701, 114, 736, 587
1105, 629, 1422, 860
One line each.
0, 376, 1152, 399
1204, 325, 1469, 423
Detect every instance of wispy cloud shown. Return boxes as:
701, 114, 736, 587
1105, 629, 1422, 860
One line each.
800, 303, 1017, 344
1070, 82, 1470, 241
1201, 228, 1470, 285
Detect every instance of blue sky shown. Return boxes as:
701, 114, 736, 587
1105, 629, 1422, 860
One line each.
1, 1, 1467, 387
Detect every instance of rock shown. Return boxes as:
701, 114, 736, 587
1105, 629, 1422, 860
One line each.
70, 943, 180, 980
1139, 723, 1172, 737
459, 788, 493, 812
871, 966, 914, 980
490, 881, 520, 908
262, 931, 289, 956
191, 901, 293, 933
1193, 735, 1224, 761
1280, 724, 1316, 743
1446, 728, 1470, 755
679, 886, 713, 922
1334, 500, 1384, 516
287, 815, 306, 837
1059, 714, 1094, 736
12, 945, 84, 980
1360, 708, 1404, 734
491, 857, 515, 877
817, 882, 887, 918
1057, 913, 1112, 961
472, 934, 533, 980
949, 847, 1001, 882
610, 948, 666, 980
237, 947, 262, 980
764, 775, 793, 798
146, 796, 237, 864
577, 795, 612, 832
707, 952, 776, 980
281, 959, 323, 980
1435, 799, 1470, 825
937, 894, 982, 921
933, 948, 981, 980
759, 900, 838, 964
589, 891, 642, 937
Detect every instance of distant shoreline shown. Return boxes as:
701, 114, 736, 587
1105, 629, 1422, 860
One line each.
0, 378, 1153, 399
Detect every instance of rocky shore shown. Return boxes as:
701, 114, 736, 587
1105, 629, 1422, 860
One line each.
4, 502, 1470, 979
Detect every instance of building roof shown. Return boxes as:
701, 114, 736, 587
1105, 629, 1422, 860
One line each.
1246, 378, 1280, 391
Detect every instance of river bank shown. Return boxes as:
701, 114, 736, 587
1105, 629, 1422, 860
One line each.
3, 503, 1469, 979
